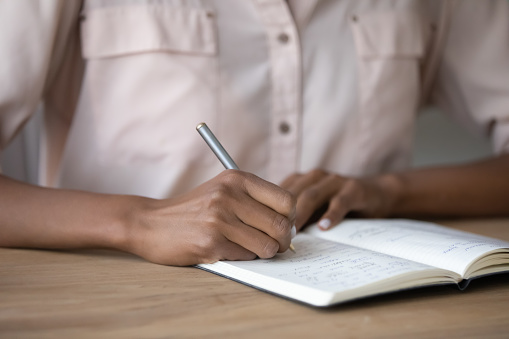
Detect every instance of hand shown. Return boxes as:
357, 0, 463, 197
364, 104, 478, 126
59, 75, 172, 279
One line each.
122, 170, 296, 266
280, 169, 398, 231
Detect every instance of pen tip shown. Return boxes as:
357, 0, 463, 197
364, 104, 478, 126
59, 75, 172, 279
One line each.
289, 243, 296, 253
196, 122, 206, 130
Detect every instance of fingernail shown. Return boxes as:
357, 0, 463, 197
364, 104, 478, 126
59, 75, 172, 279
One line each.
291, 225, 297, 239
318, 219, 331, 230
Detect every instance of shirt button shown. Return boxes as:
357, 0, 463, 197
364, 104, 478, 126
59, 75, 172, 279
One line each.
279, 122, 290, 134
277, 33, 290, 44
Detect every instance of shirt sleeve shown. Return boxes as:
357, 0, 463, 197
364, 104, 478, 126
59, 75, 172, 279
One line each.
0, 0, 77, 154
431, 0, 509, 155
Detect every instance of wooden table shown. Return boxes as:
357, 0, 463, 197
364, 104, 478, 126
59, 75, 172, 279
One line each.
1, 218, 508, 338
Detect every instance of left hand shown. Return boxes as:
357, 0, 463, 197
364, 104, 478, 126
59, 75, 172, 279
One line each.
280, 169, 399, 231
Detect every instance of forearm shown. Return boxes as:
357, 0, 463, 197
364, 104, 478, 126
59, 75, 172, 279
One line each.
0, 170, 295, 265
382, 154, 509, 218
0, 175, 132, 250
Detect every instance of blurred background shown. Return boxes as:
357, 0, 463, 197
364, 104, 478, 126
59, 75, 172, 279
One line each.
1, 106, 493, 185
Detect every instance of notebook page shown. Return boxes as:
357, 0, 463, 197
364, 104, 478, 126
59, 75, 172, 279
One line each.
304, 219, 509, 276
203, 234, 442, 305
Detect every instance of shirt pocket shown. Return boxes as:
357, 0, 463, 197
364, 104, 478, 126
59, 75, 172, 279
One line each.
350, 10, 431, 173
80, 4, 219, 167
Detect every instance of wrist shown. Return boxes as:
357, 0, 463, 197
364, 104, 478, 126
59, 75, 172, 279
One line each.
112, 195, 165, 257
102, 195, 149, 253
371, 172, 406, 217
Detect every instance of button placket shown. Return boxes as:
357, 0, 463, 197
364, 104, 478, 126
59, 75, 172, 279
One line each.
253, 0, 302, 183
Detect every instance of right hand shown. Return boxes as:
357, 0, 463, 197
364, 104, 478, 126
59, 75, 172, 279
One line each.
121, 170, 296, 266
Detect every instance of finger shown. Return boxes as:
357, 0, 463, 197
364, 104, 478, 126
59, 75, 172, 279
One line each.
237, 171, 296, 222
279, 173, 302, 190
221, 218, 281, 258
230, 193, 292, 252
318, 180, 364, 230
149, 230, 256, 266
295, 174, 343, 230
237, 207, 292, 253
282, 169, 329, 197
195, 235, 258, 264
218, 240, 258, 261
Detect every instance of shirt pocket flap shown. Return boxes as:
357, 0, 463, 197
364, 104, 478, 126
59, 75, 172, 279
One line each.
351, 11, 428, 58
81, 5, 217, 59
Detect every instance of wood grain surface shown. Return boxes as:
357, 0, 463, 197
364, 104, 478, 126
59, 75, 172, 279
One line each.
1, 218, 508, 338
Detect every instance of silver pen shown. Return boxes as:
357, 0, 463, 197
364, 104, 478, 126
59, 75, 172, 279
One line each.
196, 122, 239, 170
196, 122, 296, 252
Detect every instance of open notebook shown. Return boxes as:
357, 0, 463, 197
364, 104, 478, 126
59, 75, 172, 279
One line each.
197, 219, 509, 307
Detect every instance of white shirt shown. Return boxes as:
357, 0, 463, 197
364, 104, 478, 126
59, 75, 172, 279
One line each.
1, 0, 509, 198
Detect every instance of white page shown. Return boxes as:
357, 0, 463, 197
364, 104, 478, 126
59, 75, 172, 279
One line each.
304, 219, 509, 276
207, 234, 441, 303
